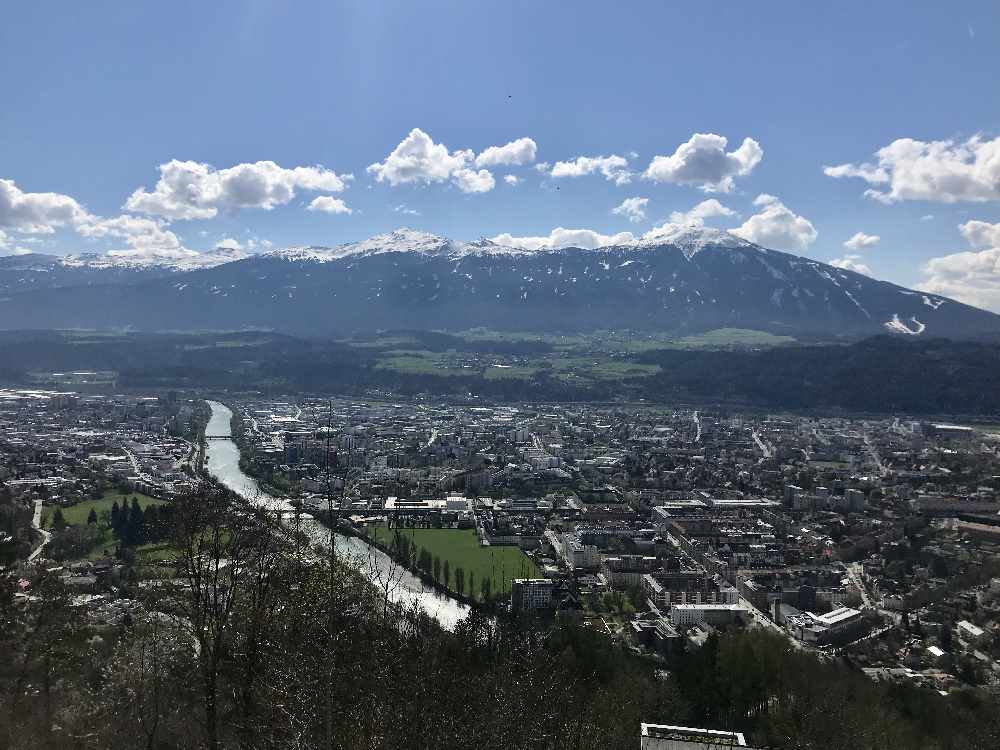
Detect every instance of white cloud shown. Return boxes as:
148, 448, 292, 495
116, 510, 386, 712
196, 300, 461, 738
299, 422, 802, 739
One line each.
534, 162, 551, 173
612, 197, 648, 223
475, 137, 537, 168
367, 128, 473, 187
668, 198, 735, 226
76, 214, 183, 253
843, 231, 880, 250
829, 254, 873, 276
393, 204, 421, 216
306, 196, 352, 214
550, 155, 632, 185
920, 214, 935, 221
451, 168, 496, 194
366, 128, 499, 193
215, 237, 243, 251
919, 219, 1000, 311
0, 178, 89, 233
491, 227, 635, 251
824, 135, 1000, 203
503, 175, 520, 186
959, 220, 1000, 249
920, 249, 1000, 311
643, 133, 763, 193
730, 194, 817, 251
125, 159, 351, 220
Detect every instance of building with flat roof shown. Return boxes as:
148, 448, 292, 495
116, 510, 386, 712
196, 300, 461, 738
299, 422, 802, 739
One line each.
670, 604, 748, 628
640, 723, 747, 749
510, 578, 553, 612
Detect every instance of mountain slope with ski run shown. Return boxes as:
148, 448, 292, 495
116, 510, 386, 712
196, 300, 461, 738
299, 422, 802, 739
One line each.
1, 227, 997, 339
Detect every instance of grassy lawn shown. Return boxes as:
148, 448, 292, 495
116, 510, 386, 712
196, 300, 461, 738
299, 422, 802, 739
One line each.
43, 490, 170, 561
43, 489, 163, 528
371, 526, 539, 596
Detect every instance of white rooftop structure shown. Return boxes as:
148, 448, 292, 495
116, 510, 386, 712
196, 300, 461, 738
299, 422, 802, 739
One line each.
641, 723, 747, 749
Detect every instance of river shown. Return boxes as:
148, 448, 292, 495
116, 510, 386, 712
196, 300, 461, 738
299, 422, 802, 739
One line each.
203, 400, 470, 629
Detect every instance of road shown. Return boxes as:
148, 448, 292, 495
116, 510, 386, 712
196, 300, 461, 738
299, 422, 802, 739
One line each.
846, 563, 873, 609
27, 498, 51, 562
863, 433, 887, 478
751, 429, 773, 458
121, 444, 152, 483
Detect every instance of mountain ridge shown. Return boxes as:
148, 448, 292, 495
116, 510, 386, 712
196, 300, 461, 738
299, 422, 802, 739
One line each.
1, 227, 997, 339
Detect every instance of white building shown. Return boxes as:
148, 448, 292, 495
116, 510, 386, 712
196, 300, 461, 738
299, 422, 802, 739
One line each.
670, 604, 749, 628
640, 723, 748, 750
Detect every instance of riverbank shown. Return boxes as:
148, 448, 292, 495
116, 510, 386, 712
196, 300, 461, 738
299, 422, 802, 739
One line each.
202, 400, 471, 629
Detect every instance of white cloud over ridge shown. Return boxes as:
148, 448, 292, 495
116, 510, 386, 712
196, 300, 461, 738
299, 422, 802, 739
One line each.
368, 128, 472, 187
475, 137, 537, 168
77, 214, 183, 253
824, 135, 1000, 204
843, 231, 880, 250
491, 227, 636, 251
368, 128, 514, 193
829, 254, 872, 276
730, 194, 817, 251
668, 198, 735, 226
612, 197, 648, 223
307, 196, 353, 214
643, 133, 762, 193
125, 159, 351, 220
550, 155, 632, 185
920, 220, 1000, 312
0, 178, 89, 233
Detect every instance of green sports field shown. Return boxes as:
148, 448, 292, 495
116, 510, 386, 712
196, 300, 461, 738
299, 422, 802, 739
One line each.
43, 489, 163, 528
371, 526, 539, 596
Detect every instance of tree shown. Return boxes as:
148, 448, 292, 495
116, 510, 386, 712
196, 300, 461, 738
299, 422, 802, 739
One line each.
51, 507, 66, 531
87, 508, 98, 525
468, 572, 475, 599
455, 567, 465, 596
481, 576, 492, 602
442, 560, 450, 588
111, 500, 122, 534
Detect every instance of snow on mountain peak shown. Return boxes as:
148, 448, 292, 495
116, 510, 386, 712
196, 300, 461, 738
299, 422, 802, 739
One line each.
264, 228, 533, 262
627, 225, 756, 258
59, 245, 249, 271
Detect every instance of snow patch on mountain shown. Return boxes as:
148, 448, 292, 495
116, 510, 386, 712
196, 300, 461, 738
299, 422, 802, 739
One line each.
884, 314, 926, 335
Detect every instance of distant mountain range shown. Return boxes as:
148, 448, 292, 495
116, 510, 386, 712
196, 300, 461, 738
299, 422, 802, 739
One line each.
2, 227, 998, 339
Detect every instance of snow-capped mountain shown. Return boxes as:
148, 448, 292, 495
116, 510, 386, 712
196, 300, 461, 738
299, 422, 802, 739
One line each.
1, 227, 998, 339
0, 246, 247, 297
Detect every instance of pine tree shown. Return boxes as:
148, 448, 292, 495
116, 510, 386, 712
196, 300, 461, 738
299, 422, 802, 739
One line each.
455, 567, 465, 595
443, 560, 450, 588
432, 555, 441, 583
110, 500, 121, 533
125, 498, 145, 545
51, 507, 66, 531
86, 508, 98, 525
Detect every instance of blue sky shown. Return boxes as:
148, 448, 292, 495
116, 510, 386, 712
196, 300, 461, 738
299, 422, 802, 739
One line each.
2, 1, 1000, 307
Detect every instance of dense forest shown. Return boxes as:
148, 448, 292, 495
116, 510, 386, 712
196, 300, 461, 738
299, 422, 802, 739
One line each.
4, 486, 1000, 749
3, 330, 1000, 415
